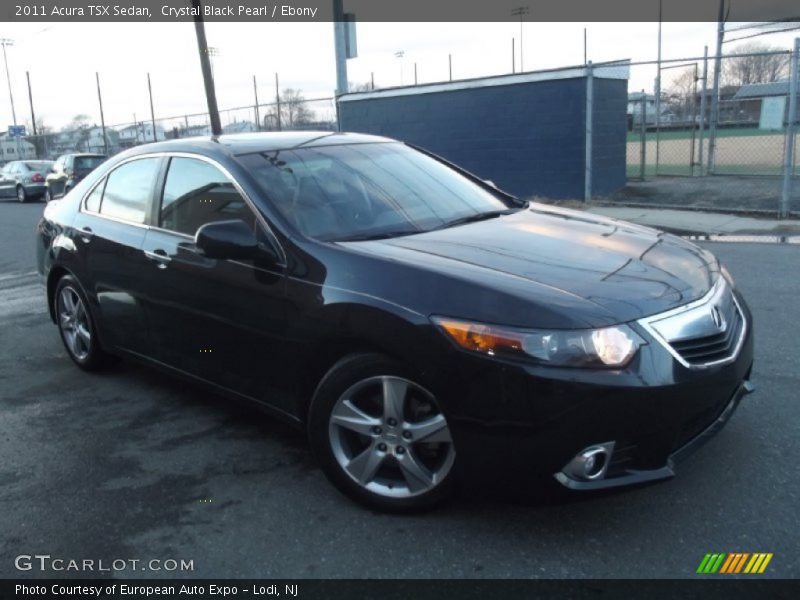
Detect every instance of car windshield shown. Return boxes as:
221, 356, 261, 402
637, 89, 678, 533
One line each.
74, 156, 105, 170
237, 142, 515, 241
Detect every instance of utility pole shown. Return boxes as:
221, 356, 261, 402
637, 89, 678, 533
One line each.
191, 0, 221, 136
275, 72, 281, 131
0, 39, 17, 125
96, 72, 108, 155
512, 38, 515, 73
655, 0, 663, 172
779, 38, 799, 218
414, 63, 418, 85
511, 7, 529, 72
333, 0, 348, 96
584, 28, 588, 65
708, 0, 726, 173
26, 71, 38, 157
147, 73, 157, 142
448, 54, 452, 81
253, 75, 260, 131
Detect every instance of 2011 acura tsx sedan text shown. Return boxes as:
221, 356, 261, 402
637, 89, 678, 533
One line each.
36, 132, 754, 511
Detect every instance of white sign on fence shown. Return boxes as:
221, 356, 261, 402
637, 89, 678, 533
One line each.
759, 96, 786, 130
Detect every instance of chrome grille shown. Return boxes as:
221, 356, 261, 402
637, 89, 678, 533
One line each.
637, 278, 747, 369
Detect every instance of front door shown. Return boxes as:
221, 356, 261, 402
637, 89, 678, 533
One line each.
139, 155, 291, 411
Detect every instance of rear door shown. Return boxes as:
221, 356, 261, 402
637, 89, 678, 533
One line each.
139, 155, 291, 409
70, 156, 163, 354
0, 163, 17, 197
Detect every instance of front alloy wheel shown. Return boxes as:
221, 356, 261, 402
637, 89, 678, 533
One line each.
310, 354, 457, 511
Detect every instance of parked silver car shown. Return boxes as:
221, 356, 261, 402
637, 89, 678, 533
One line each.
0, 160, 55, 202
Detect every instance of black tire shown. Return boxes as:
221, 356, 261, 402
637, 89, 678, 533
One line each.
53, 275, 112, 371
308, 353, 457, 512
16, 185, 27, 203
44, 188, 52, 203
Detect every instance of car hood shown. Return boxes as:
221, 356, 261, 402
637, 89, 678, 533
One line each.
341, 204, 719, 325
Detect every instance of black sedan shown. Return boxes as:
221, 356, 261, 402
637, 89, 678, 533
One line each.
36, 132, 753, 511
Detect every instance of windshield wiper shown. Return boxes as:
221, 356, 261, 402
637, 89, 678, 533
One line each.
431, 208, 519, 231
333, 229, 422, 242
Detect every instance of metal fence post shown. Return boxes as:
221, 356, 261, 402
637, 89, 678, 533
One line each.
780, 38, 799, 218
698, 46, 708, 175
640, 90, 647, 180
584, 61, 593, 202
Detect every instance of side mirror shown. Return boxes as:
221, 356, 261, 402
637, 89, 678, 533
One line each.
195, 219, 260, 260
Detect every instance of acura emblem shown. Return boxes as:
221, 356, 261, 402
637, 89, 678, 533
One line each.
710, 306, 725, 330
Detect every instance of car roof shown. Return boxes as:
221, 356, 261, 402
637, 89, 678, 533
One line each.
125, 131, 396, 157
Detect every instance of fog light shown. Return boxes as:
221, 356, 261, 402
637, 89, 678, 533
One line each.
562, 442, 615, 481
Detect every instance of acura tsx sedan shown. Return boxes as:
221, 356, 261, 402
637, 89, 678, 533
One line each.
36, 132, 753, 511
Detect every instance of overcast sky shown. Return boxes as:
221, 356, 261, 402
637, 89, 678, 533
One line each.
1, 21, 798, 131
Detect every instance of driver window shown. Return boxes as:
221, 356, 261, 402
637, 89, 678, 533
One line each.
160, 157, 256, 237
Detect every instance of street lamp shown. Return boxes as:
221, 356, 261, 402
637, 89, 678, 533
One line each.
394, 50, 405, 85
510, 6, 529, 72
206, 46, 219, 80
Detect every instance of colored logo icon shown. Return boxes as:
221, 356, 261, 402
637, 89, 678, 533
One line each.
697, 553, 773, 574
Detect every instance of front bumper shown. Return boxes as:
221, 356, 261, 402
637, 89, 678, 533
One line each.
554, 378, 754, 490
431, 291, 754, 493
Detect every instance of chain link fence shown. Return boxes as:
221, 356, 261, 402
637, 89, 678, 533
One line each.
621, 43, 799, 216
1, 95, 337, 166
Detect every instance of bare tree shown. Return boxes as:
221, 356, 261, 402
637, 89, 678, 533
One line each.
664, 69, 697, 121
722, 42, 790, 87
348, 81, 373, 92
263, 88, 313, 129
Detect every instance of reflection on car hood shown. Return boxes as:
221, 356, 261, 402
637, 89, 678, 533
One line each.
345, 204, 719, 322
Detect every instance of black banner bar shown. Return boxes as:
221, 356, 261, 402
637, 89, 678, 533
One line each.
2, 579, 799, 600
3, 0, 800, 23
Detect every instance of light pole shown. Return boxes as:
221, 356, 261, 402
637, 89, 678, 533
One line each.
0, 38, 17, 126
510, 6, 529, 72
394, 50, 405, 85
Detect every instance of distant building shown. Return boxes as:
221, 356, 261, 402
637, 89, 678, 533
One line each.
79, 127, 119, 154
626, 92, 672, 127
0, 135, 36, 163
732, 80, 800, 130
117, 123, 166, 148
222, 121, 257, 134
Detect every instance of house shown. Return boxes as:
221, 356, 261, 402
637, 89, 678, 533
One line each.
732, 80, 800, 130
79, 126, 120, 154
0, 135, 36, 164
626, 92, 672, 127
117, 122, 166, 148
222, 120, 257, 134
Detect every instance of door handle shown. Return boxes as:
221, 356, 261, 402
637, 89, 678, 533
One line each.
79, 226, 93, 244
144, 249, 171, 269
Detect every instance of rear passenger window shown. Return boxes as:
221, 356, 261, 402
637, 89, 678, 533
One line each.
100, 158, 159, 223
160, 157, 255, 237
85, 179, 105, 213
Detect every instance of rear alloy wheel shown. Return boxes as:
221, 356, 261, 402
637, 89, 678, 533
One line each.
54, 276, 110, 371
16, 185, 27, 203
44, 188, 52, 203
309, 354, 456, 511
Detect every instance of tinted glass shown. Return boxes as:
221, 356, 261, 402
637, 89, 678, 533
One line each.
237, 143, 510, 241
160, 157, 255, 236
100, 158, 159, 223
24, 161, 53, 171
74, 156, 105, 170
85, 179, 105, 213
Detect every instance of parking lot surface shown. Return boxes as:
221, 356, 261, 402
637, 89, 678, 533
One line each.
1, 200, 798, 578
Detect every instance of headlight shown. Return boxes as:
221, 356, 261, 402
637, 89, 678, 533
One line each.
720, 264, 735, 288
432, 317, 643, 368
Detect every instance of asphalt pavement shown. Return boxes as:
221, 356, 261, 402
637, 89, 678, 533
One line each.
1, 199, 798, 579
